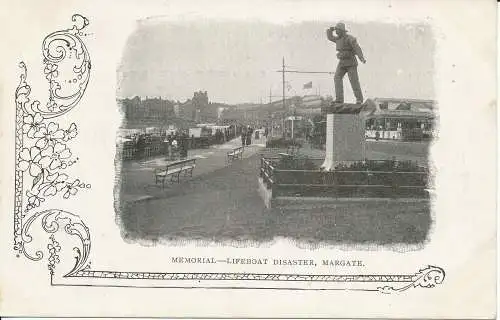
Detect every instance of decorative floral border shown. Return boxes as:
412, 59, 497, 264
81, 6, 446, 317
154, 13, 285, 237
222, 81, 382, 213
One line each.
13, 14, 445, 294
14, 14, 92, 275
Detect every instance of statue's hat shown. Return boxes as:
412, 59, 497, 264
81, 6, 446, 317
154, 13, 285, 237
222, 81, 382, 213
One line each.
335, 22, 347, 32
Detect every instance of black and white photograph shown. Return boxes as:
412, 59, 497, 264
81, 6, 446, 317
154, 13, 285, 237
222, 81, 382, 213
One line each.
0, 0, 496, 317
116, 19, 436, 245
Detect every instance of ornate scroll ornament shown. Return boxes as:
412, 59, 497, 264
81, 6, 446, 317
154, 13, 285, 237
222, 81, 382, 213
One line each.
14, 14, 92, 277
377, 265, 445, 293
22, 209, 91, 277
39, 14, 91, 118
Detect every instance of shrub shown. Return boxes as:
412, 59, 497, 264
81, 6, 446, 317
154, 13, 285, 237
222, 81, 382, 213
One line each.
334, 160, 425, 172
276, 154, 318, 170
266, 138, 302, 149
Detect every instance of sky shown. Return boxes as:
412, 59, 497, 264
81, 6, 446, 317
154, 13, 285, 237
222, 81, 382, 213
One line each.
117, 19, 435, 104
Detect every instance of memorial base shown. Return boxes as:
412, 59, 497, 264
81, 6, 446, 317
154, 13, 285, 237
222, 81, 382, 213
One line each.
321, 103, 366, 171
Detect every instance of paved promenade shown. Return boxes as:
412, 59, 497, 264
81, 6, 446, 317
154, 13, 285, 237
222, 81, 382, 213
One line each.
119, 136, 266, 203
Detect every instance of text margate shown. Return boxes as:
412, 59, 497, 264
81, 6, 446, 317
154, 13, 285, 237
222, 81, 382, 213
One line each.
171, 257, 316, 266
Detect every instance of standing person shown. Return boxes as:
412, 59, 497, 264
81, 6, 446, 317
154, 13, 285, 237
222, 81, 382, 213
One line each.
241, 131, 246, 147
171, 138, 178, 160
217, 129, 223, 144
166, 134, 172, 160
179, 133, 188, 159
246, 127, 253, 146
162, 135, 169, 157
326, 22, 366, 104
136, 134, 146, 160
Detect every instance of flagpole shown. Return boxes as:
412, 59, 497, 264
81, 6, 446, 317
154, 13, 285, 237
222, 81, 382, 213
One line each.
282, 57, 285, 109
282, 57, 286, 138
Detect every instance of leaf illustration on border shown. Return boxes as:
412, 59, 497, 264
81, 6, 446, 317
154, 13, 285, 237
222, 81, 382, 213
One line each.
32, 172, 43, 188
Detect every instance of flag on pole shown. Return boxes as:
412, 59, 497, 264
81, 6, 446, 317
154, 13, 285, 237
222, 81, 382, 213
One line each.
303, 81, 313, 89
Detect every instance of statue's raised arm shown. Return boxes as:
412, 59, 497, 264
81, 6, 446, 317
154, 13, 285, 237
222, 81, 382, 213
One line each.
326, 27, 338, 43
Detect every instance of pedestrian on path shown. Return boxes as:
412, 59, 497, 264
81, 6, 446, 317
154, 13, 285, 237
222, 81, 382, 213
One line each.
179, 136, 188, 159
246, 128, 252, 146
171, 138, 178, 159
241, 132, 246, 147
136, 135, 146, 160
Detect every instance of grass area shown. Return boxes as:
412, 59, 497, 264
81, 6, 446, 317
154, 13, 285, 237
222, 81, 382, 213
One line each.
269, 200, 430, 245
119, 153, 431, 245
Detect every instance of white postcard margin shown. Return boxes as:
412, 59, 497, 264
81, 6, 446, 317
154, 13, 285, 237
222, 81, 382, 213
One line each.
0, 0, 496, 318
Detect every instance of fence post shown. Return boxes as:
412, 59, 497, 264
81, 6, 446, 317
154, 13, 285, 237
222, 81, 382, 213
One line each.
271, 169, 278, 197
392, 170, 399, 197
260, 158, 264, 179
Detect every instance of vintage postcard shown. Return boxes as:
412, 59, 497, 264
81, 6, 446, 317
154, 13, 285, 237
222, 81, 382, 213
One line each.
0, 0, 496, 318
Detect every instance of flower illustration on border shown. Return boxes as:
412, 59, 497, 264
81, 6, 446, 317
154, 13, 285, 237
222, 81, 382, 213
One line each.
48, 255, 60, 265
42, 172, 69, 196
44, 63, 59, 80
19, 146, 42, 177
22, 112, 45, 138
63, 179, 80, 199
26, 189, 44, 209
34, 122, 65, 149
63, 123, 78, 141
47, 241, 61, 255
39, 142, 72, 170
46, 100, 58, 112
49, 255, 60, 262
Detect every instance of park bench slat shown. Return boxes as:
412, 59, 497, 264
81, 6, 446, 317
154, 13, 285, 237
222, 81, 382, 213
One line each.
227, 146, 244, 164
154, 158, 197, 188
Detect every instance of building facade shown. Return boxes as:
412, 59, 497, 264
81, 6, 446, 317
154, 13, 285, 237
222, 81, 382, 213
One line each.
364, 98, 436, 141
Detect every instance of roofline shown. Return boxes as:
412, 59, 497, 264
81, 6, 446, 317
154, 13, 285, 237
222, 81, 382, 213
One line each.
366, 113, 435, 119
371, 97, 436, 104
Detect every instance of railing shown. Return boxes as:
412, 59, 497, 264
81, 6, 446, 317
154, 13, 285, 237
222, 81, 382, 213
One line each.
122, 145, 136, 160
260, 157, 275, 189
119, 142, 167, 160
260, 157, 430, 198
118, 134, 237, 161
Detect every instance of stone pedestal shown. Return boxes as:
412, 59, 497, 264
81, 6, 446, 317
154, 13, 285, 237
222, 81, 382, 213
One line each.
321, 103, 366, 171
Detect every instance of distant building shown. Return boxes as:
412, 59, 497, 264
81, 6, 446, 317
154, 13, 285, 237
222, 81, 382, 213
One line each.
179, 91, 218, 123
220, 103, 273, 126
173, 104, 180, 117
298, 95, 334, 115
119, 96, 174, 125
179, 99, 196, 121
364, 98, 437, 140
309, 97, 437, 146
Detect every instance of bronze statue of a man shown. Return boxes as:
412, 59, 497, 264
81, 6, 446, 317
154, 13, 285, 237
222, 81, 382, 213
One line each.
326, 22, 366, 104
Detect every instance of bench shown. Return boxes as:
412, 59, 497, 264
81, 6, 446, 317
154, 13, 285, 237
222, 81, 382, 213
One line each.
154, 158, 196, 188
227, 146, 244, 163
278, 152, 294, 158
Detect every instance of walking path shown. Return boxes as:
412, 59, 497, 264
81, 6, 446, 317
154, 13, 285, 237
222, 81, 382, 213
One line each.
119, 136, 267, 203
